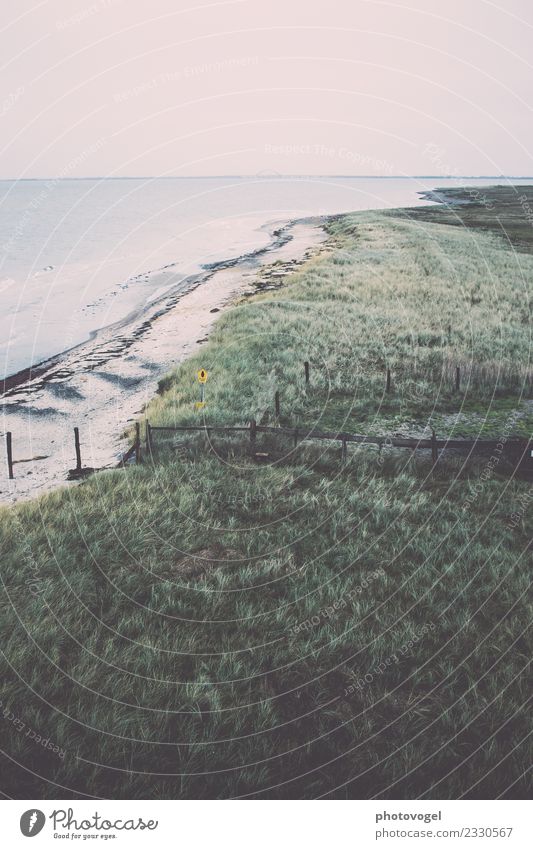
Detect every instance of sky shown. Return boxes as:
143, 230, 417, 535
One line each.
1, 0, 533, 178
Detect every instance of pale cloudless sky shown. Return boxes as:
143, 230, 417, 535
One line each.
1, 0, 533, 177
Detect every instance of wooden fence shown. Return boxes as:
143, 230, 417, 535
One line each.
3, 358, 532, 479
3, 417, 531, 481
6, 412, 533, 480
143, 420, 533, 473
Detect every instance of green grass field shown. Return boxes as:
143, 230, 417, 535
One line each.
0, 187, 531, 799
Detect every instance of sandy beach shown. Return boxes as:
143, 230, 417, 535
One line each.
0, 218, 328, 503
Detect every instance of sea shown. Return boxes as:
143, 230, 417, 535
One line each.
0, 175, 530, 380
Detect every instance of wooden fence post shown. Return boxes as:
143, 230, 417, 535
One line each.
275, 391, 280, 419
250, 419, 257, 445
304, 361, 310, 384
6, 432, 13, 480
386, 368, 391, 393
341, 437, 347, 463
145, 420, 151, 454
135, 422, 141, 463
455, 366, 461, 392
74, 427, 82, 471
431, 429, 438, 464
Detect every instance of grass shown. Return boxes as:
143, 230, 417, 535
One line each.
151, 196, 532, 437
0, 187, 531, 799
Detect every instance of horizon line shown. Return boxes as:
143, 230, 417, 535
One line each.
1, 174, 533, 182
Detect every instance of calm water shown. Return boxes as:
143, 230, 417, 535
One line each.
0, 176, 528, 379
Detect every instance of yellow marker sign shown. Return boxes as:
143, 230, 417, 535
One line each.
197, 368, 208, 384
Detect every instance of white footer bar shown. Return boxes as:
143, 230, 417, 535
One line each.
3, 799, 530, 848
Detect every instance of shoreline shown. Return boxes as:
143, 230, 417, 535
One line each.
0, 216, 301, 396
2, 179, 489, 396
2, 182, 518, 504
0, 216, 329, 503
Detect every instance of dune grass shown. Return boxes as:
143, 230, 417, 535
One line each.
151, 206, 532, 437
0, 191, 531, 799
